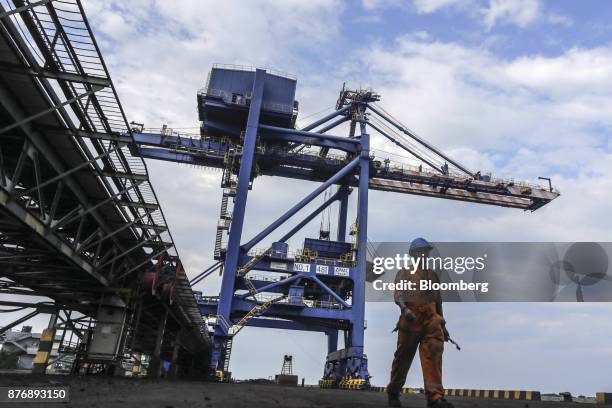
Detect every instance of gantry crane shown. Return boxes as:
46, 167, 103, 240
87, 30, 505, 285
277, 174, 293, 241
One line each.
129, 64, 559, 387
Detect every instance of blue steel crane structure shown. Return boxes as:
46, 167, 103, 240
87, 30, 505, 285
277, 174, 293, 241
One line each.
131, 66, 559, 386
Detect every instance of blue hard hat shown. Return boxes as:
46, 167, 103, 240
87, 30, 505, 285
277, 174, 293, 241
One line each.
409, 237, 432, 254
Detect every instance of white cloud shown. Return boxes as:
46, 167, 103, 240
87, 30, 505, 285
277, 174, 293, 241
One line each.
504, 47, 612, 99
361, 36, 612, 151
481, 0, 541, 30
353, 14, 385, 24
362, 0, 404, 10
410, 0, 572, 30
354, 35, 612, 246
82, 0, 343, 128
547, 12, 573, 27
413, 0, 469, 13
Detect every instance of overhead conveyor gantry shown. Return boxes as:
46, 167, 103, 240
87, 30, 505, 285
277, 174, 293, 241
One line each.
0, 0, 209, 377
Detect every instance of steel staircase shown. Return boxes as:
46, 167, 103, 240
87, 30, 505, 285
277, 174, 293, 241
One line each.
230, 294, 287, 336
222, 337, 233, 373
237, 247, 271, 276
215, 149, 238, 260
237, 247, 273, 297
219, 295, 285, 373
214, 229, 224, 260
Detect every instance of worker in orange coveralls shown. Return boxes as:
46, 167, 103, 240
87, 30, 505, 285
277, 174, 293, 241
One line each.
387, 238, 454, 408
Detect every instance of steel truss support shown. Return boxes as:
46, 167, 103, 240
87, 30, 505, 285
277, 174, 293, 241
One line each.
0, 310, 39, 334
278, 187, 350, 243
190, 261, 222, 286
0, 0, 209, 380
147, 307, 168, 379
259, 124, 359, 145
0, 0, 52, 19
0, 0, 180, 284
301, 105, 351, 131
0, 86, 103, 135
242, 157, 359, 252
0, 61, 111, 87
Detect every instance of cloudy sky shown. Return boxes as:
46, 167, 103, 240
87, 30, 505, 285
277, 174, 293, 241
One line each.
13, 0, 612, 395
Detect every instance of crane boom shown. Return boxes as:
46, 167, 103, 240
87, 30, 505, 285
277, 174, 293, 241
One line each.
131, 126, 558, 211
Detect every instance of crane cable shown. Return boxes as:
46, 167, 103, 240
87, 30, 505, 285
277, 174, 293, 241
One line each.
319, 189, 333, 240
369, 103, 473, 176
368, 115, 445, 172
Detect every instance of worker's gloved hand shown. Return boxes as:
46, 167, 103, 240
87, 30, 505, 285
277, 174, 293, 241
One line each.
442, 324, 450, 342
401, 306, 416, 323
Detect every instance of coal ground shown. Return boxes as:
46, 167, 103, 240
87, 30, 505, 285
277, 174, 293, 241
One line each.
0, 374, 609, 408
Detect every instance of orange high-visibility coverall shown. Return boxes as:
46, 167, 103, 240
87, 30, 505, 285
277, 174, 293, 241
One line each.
387, 267, 446, 401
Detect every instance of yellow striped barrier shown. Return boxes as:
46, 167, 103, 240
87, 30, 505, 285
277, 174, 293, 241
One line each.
443, 389, 540, 401
368, 387, 540, 401
32, 328, 55, 374
319, 377, 369, 390
319, 380, 543, 402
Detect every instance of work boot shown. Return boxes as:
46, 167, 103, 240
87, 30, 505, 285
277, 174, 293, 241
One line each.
427, 398, 454, 408
387, 392, 401, 407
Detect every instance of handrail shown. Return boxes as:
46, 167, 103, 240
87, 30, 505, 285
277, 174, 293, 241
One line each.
211, 63, 297, 80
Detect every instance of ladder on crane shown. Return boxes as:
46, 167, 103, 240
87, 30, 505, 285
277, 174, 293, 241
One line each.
222, 338, 233, 373
215, 149, 238, 259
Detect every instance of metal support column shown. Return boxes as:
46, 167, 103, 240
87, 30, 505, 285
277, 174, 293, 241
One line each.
351, 131, 369, 357
169, 340, 180, 378
320, 110, 371, 387
147, 308, 168, 379
337, 185, 349, 242
212, 69, 266, 371
327, 330, 338, 354
0, 310, 39, 334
